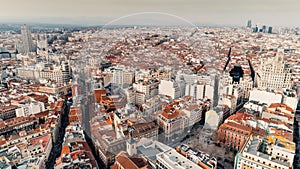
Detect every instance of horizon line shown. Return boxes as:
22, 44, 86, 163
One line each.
1, 22, 298, 29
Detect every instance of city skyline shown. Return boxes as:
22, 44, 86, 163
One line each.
1, 1, 300, 169
1, 0, 300, 27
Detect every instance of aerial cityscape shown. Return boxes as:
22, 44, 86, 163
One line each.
0, 1, 300, 169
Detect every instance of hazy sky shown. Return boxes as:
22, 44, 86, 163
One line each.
1, 0, 299, 27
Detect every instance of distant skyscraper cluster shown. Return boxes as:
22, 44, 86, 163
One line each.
247, 20, 273, 34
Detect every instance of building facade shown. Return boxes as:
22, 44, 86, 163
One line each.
256, 51, 292, 89
20, 25, 35, 53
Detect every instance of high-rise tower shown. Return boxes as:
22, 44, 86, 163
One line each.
247, 20, 252, 28
20, 25, 35, 53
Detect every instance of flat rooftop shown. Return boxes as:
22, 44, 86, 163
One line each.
157, 149, 203, 169
245, 137, 290, 167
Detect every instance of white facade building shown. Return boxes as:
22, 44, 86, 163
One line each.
16, 102, 45, 117
182, 105, 202, 127
249, 89, 283, 106
156, 149, 203, 169
176, 70, 212, 85
17, 61, 71, 83
133, 80, 159, 100
159, 79, 181, 99
256, 50, 292, 89
185, 83, 214, 101
111, 66, 135, 85
235, 135, 294, 169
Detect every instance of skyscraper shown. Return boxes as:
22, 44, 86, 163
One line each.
268, 26, 273, 34
247, 20, 252, 28
20, 25, 35, 53
262, 25, 267, 32
253, 25, 258, 33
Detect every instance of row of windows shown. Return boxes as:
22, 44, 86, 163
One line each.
242, 157, 284, 169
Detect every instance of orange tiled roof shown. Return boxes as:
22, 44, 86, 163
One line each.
219, 121, 252, 133
0, 139, 6, 146
105, 118, 112, 125
264, 109, 294, 119
226, 112, 253, 122
115, 152, 148, 169
0, 120, 6, 128
269, 103, 293, 112
61, 144, 71, 155
29, 134, 51, 148
161, 106, 180, 120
